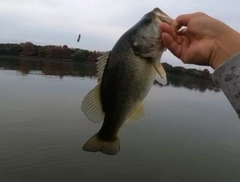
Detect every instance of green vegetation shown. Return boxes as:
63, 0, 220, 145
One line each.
0, 42, 212, 80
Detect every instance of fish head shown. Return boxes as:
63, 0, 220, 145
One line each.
130, 8, 179, 60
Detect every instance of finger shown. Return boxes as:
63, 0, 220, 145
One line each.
160, 22, 179, 42
176, 13, 195, 26
162, 32, 182, 59
160, 22, 172, 33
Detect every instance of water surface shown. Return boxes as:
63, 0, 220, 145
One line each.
0, 58, 240, 181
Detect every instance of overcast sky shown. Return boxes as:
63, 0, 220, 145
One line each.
1, 0, 239, 69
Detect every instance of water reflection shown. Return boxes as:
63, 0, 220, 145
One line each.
155, 74, 221, 93
0, 57, 97, 79
0, 57, 220, 92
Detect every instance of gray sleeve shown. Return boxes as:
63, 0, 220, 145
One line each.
212, 52, 240, 117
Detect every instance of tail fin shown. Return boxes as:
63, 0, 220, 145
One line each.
82, 133, 120, 155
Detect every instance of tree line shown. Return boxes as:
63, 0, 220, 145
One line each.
0, 42, 212, 80
162, 63, 212, 80
0, 42, 102, 62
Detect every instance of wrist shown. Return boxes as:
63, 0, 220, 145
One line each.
211, 31, 240, 69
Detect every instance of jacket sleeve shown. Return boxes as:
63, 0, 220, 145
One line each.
212, 52, 240, 117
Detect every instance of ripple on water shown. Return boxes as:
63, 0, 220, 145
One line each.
0, 142, 86, 172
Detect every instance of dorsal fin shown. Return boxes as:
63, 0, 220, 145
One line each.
96, 51, 110, 82
81, 84, 104, 123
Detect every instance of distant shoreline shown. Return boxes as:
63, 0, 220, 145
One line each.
0, 42, 213, 81
0, 55, 213, 81
0, 55, 72, 62
0, 55, 94, 64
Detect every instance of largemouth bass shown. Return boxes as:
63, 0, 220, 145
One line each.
81, 8, 178, 155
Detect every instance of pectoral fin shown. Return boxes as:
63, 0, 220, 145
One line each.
153, 62, 167, 85
126, 103, 145, 124
81, 84, 104, 123
82, 52, 110, 122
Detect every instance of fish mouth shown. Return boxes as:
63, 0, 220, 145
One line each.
153, 8, 180, 30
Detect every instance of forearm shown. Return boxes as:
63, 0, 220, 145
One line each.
212, 52, 240, 117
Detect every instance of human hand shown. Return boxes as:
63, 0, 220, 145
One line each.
160, 12, 240, 69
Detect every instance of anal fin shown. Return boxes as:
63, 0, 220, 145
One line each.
126, 103, 145, 124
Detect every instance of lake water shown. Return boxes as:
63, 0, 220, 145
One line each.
0, 57, 240, 181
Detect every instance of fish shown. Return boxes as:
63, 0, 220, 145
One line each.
81, 8, 178, 155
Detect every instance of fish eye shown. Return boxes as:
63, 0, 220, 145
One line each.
144, 17, 151, 24
144, 12, 154, 24
143, 13, 153, 24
